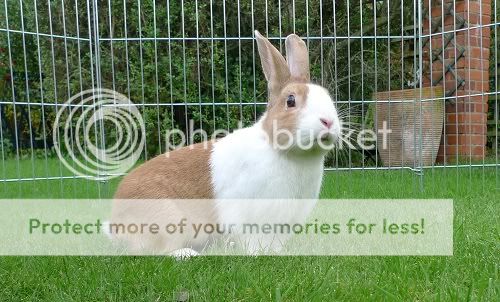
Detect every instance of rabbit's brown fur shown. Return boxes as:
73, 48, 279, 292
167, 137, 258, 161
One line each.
114, 141, 214, 199
262, 83, 309, 146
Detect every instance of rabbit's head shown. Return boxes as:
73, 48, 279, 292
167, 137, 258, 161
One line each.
255, 31, 340, 154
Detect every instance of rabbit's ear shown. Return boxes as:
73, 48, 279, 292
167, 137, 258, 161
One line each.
285, 34, 310, 82
255, 30, 290, 100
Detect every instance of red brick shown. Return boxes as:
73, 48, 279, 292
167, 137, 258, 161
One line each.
481, 2, 492, 15
468, 47, 490, 58
427, 0, 490, 161
455, 35, 490, 47
459, 70, 489, 81
446, 112, 487, 123
445, 145, 485, 156
455, 1, 493, 16
463, 80, 489, 91
430, 63, 444, 73
450, 102, 489, 114
456, 58, 489, 69
445, 72, 458, 81
436, 153, 484, 163
455, 1, 482, 14
444, 48, 464, 58
467, 13, 492, 26
422, 78, 432, 86
445, 134, 487, 145
443, 80, 462, 92
445, 124, 487, 134
444, 16, 459, 27
477, 81, 490, 90
431, 6, 448, 17
470, 26, 491, 38
475, 103, 488, 112
455, 93, 489, 102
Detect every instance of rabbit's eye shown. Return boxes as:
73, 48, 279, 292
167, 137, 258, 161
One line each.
286, 95, 296, 108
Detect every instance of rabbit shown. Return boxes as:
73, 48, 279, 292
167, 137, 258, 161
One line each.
110, 31, 341, 256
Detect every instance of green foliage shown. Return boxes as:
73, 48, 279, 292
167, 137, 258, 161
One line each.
0, 0, 497, 164
487, 97, 499, 151
0, 137, 13, 156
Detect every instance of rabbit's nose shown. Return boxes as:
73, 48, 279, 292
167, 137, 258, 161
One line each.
320, 118, 333, 129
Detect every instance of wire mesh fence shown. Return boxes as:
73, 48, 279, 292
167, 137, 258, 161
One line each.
0, 0, 498, 197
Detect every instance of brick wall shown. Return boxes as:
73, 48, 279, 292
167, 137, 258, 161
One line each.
422, 0, 491, 162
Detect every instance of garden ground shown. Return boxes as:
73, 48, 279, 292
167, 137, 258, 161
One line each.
0, 159, 498, 301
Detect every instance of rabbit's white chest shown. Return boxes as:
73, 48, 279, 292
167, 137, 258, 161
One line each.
210, 125, 325, 253
210, 125, 325, 199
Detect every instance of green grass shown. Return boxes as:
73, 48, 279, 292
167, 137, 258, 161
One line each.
0, 159, 499, 301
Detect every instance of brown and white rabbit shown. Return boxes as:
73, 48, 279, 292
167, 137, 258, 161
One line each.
111, 31, 340, 255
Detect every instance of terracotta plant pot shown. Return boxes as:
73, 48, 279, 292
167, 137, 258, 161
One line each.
373, 87, 444, 167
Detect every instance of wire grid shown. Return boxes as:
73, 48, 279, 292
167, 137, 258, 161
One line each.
0, 0, 498, 197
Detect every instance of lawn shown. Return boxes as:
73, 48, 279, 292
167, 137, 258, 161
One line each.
0, 159, 499, 300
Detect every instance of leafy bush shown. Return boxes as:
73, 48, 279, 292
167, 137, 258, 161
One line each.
1, 0, 496, 166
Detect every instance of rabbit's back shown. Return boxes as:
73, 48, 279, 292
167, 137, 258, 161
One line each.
114, 142, 214, 199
